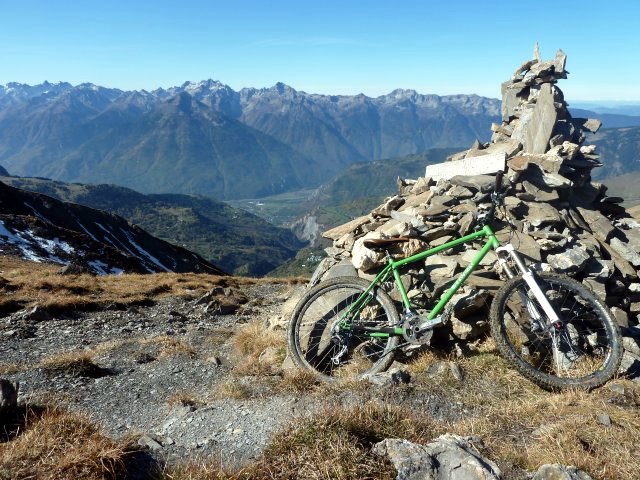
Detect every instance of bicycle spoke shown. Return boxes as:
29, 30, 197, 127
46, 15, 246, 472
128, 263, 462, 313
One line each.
290, 280, 399, 379
491, 272, 622, 389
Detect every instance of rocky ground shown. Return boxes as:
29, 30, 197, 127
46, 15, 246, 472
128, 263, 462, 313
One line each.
1, 259, 639, 479
2, 283, 292, 466
0, 280, 468, 472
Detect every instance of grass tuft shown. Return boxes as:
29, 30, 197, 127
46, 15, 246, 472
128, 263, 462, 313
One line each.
231, 321, 286, 376
141, 335, 197, 359
161, 461, 236, 480
167, 391, 204, 408
0, 405, 135, 480
38, 351, 106, 378
0, 363, 22, 375
403, 344, 640, 480
277, 369, 321, 394
209, 381, 252, 401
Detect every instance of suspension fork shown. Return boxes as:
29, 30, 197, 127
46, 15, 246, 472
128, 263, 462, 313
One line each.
495, 244, 560, 324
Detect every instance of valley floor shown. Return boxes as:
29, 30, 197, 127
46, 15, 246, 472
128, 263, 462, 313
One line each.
0, 257, 639, 479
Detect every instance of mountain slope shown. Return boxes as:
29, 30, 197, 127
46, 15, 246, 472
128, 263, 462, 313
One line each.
8, 80, 640, 201
590, 126, 640, 179
235, 85, 499, 163
159, 81, 501, 163
600, 171, 640, 206
0, 92, 322, 199
0, 175, 305, 276
0, 181, 225, 275
570, 108, 640, 128
0, 81, 501, 199
314, 147, 458, 208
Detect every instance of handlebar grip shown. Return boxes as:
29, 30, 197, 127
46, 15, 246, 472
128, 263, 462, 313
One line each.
495, 170, 504, 192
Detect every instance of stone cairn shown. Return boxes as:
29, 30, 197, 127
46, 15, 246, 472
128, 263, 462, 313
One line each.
311, 49, 640, 370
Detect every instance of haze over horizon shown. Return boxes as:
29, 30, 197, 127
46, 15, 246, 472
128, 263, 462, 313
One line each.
1, 0, 639, 102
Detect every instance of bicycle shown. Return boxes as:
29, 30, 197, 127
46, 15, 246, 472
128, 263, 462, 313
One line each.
287, 172, 623, 390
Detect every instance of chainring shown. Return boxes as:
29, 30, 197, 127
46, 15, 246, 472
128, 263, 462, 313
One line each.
402, 313, 435, 345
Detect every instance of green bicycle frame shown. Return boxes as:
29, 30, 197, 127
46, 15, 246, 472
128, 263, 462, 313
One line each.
340, 224, 500, 337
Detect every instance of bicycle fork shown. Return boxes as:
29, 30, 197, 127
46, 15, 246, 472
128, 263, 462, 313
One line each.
495, 244, 560, 324
496, 244, 567, 373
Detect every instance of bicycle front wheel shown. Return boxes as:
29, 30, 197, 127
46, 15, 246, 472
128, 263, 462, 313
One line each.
490, 272, 622, 390
288, 276, 400, 381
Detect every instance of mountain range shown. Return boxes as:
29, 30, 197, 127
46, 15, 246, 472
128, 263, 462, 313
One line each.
0, 80, 502, 199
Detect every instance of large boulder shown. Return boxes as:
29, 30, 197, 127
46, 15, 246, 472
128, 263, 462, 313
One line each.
373, 434, 502, 480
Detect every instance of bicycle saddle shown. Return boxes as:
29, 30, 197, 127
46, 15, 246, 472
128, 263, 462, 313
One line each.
363, 237, 412, 250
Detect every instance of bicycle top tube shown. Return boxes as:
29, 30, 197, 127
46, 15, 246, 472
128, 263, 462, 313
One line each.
391, 225, 499, 269
340, 224, 500, 327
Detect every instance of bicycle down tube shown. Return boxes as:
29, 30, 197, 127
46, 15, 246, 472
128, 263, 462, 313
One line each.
339, 224, 500, 336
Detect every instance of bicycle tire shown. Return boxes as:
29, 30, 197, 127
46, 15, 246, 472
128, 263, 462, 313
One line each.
489, 272, 623, 390
288, 276, 400, 381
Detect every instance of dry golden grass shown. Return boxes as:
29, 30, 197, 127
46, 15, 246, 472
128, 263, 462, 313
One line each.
277, 368, 321, 394
0, 255, 303, 315
0, 362, 22, 375
457, 389, 640, 479
230, 321, 287, 376
209, 381, 252, 401
161, 462, 236, 480
5, 345, 637, 479
161, 402, 438, 479
239, 402, 441, 480
91, 334, 198, 361
0, 406, 135, 480
444, 370, 640, 479
145, 335, 198, 359
38, 351, 105, 378
167, 391, 204, 408
401, 343, 640, 480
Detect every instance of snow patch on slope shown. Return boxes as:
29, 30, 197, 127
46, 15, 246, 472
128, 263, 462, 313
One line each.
122, 229, 169, 272
0, 220, 74, 264
88, 260, 124, 276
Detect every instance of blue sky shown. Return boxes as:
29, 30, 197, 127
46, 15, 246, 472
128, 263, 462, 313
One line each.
1, 0, 639, 101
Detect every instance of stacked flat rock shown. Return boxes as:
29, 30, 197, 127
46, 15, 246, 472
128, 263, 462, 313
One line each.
311, 49, 640, 363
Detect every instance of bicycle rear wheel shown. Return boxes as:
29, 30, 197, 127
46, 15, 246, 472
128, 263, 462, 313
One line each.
490, 272, 622, 390
288, 277, 400, 380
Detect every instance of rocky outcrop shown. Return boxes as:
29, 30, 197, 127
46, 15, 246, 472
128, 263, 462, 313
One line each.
374, 435, 595, 480
312, 48, 640, 369
373, 435, 502, 480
